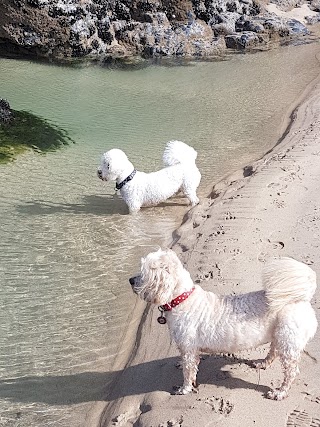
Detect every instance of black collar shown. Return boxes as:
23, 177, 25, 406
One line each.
116, 169, 136, 190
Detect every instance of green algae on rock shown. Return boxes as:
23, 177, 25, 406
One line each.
0, 101, 74, 164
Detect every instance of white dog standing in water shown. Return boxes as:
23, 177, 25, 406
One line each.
129, 249, 318, 400
97, 141, 201, 213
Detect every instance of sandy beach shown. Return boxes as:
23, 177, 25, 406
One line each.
93, 60, 320, 427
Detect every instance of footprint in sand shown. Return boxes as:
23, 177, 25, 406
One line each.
196, 263, 222, 283
159, 415, 184, 427
200, 396, 234, 416
300, 255, 314, 265
224, 211, 236, 220
258, 239, 285, 261
212, 246, 227, 255
273, 198, 286, 208
206, 225, 226, 241
267, 182, 287, 190
112, 412, 133, 426
287, 408, 320, 427
195, 268, 217, 283
298, 213, 320, 231
112, 404, 152, 426
230, 248, 242, 256
267, 239, 285, 249
278, 164, 302, 183
304, 392, 320, 404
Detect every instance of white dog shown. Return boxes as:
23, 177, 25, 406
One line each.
129, 249, 318, 400
97, 141, 201, 213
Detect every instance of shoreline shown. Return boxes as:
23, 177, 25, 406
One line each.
92, 55, 320, 426
172, 48, 320, 251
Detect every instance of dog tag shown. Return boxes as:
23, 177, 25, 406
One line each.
157, 307, 167, 324
157, 315, 166, 325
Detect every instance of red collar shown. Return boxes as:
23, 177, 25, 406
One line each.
160, 288, 195, 312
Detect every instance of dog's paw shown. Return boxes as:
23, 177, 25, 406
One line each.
190, 197, 200, 206
266, 389, 288, 400
250, 360, 267, 370
172, 384, 198, 395
172, 385, 192, 395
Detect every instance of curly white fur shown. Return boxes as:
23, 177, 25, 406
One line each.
97, 141, 201, 213
129, 249, 318, 400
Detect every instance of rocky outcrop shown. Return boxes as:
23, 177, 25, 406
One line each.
0, 0, 319, 61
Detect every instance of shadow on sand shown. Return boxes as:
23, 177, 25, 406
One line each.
0, 355, 270, 406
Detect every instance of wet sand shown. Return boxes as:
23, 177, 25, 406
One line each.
92, 55, 320, 427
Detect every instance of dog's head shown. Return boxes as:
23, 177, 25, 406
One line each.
97, 149, 131, 182
129, 249, 184, 305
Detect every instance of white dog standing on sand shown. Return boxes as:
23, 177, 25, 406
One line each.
97, 141, 201, 213
129, 249, 318, 400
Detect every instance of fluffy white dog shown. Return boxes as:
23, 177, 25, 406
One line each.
97, 141, 201, 213
129, 249, 318, 400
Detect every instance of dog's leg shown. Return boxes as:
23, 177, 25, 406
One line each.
181, 183, 199, 207
127, 202, 141, 214
267, 356, 299, 400
185, 191, 199, 206
251, 342, 277, 370
174, 351, 200, 395
189, 195, 199, 206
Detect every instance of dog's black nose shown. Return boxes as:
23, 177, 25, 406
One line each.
97, 169, 102, 178
129, 277, 135, 286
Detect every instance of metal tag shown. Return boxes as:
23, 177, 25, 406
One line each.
157, 315, 167, 325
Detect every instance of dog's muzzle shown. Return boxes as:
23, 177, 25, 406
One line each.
97, 169, 103, 180
129, 276, 137, 287
129, 276, 141, 294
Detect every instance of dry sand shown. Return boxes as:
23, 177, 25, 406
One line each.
265, 4, 319, 24
93, 61, 320, 427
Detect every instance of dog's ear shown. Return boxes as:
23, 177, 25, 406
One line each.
139, 250, 178, 305
163, 249, 182, 270
142, 249, 170, 270
150, 268, 176, 305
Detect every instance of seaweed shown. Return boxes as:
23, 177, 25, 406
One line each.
0, 109, 74, 164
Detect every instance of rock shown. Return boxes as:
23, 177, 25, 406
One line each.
263, 17, 290, 37
287, 18, 309, 34
0, 107, 74, 163
235, 16, 266, 33
0, 0, 318, 61
305, 14, 320, 23
0, 99, 14, 125
310, 0, 320, 11
212, 12, 242, 35
225, 31, 262, 49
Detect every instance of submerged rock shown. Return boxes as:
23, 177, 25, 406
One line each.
0, 0, 318, 60
0, 103, 74, 163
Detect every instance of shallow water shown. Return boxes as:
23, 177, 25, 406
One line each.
0, 43, 319, 425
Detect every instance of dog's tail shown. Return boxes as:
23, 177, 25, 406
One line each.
163, 140, 198, 166
263, 257, 317, 312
